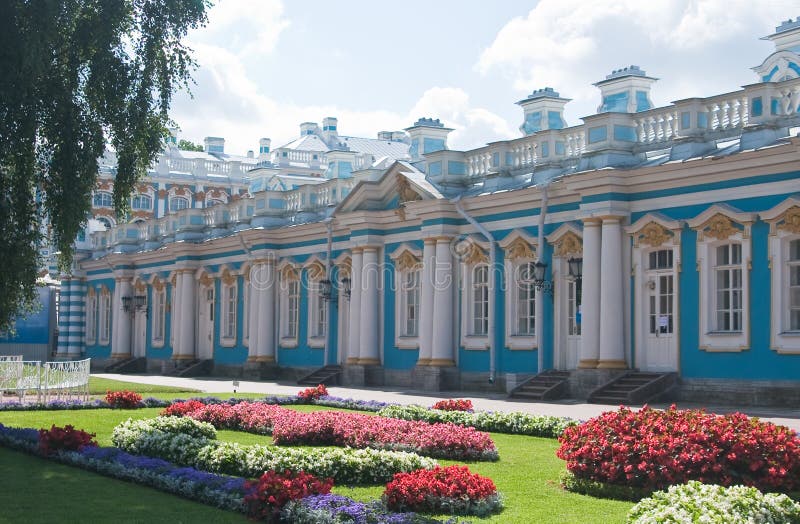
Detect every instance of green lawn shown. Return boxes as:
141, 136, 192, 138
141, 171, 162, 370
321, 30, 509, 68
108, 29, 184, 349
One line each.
88, 376, 201, 395
0, 404, 634, 523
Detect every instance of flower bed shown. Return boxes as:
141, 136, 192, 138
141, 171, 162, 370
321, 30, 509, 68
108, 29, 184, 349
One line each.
0, 396, 170, 411
0, 423, 250, 514
377, 404, 574, 438
557, 406, 800, 494
431, 399, 473, 412
627, 481, 800, 523
282, 494, 461, 524
112, 416, 438, 485
384, 465, 502, 517
297, 384, 328, 401
167, 401, 499, 461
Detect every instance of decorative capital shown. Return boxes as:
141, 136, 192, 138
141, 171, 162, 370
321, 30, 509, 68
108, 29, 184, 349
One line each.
221, 268, 237, 286
133, 279, 147, 293
199, 272, 214, 288
152, 277, 165, 291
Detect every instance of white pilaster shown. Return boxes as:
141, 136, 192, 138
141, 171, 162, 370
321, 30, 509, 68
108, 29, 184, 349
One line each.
431, 237, 455, 366
113, 278, 132, 359
358, 247, 380, 365
176, 270, 196, 360
347, 249, 363, 364
257, 261, 276, 362
56, 277, 71, 358
247, 264, 261, 362
579, 219, 601, 368
598, 217, 627, 369
418, 238, 436, 365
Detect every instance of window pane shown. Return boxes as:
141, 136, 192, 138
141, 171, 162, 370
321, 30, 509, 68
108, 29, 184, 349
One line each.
716, 245, 729, 265
790, 240, 800, 261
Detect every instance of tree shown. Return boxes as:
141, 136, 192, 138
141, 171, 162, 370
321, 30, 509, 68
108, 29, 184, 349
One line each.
177, 139, 204, 152
0, 1, 209, 332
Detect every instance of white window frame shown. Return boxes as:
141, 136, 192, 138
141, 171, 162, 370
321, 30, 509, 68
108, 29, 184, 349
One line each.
93, 191, 113, 207
770, 232, 800, 353
99, 289, 111, 345
395, 266, 421, 347
131, 194, 152, 210
307, 275, 327, 348
279, 266, 300, 347
151, 287, 166, 346
220, 281, 237, 346
505, 259, 539, 350
169, 196, 189, 212
85, 291, 97, 345
460, 246, 492, 350
697, 233, 751, 352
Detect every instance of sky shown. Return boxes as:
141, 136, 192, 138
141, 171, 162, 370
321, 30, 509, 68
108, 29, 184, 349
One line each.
169, 0, 799, 156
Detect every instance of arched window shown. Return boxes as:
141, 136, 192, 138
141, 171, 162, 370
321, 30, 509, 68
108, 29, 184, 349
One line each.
96, 217, 112, 230
170, 196, 189, 212
207, 199, 225, 207
131, 194, 152, 210
93, 191, 113, 207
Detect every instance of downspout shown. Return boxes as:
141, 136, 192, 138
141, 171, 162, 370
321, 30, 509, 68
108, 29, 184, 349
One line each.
537, 185, 549, 374
453, 197, 497, 384
323, 217, 334, 366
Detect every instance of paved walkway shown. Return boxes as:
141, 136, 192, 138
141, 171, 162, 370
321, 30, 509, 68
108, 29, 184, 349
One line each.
95, 373, 800, 432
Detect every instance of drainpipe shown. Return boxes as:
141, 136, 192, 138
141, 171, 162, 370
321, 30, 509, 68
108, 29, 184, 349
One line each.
323, 217, 334, 366
537, 185, 549, 374
452, 197, 497, 384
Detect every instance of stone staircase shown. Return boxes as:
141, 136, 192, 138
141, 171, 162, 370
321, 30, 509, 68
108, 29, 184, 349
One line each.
104, 357, 147, 374
588, 371, 677, 405
165, 359, 214, 378
297, 365, 342, 386
510, 370, 571, 401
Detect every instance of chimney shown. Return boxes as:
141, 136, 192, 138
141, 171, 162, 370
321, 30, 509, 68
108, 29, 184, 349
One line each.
300, 122, 319, 136
258, 138, 271, 160
203, 136, 225, 154
166, 127, 179, 148
594, 66, 657, 114
516, 87, 570, 136
322, 116, 338, 145
247, 150, 254, 158
404, 118, 453, 161
377, 131, 393, 140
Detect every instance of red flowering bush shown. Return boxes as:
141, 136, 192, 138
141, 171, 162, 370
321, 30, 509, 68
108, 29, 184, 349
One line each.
383, 465, 502, 516
38, 424, 98, 455
244, 469, 333, 522
160, 399, 205, 417
105, 390, 143, 409
297, 384, 328, 401
557, 406, 800, 493
431, 399, 474, 412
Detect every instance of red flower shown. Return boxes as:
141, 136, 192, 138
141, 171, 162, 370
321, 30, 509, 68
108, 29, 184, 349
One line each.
243, 470, 332, 521
431, 399, 474, 412
38, 425, 97, 455
105, 390, 143, 409
384, 465, 497, 513
297, 384, 328, 401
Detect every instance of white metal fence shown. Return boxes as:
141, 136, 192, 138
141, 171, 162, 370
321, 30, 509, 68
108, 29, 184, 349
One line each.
0, 358, 90, 402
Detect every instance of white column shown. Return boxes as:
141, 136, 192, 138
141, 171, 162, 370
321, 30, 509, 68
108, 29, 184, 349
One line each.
56, 278, 72, 358
113, 278, 132, 359
358, 246, 380, 365
347, 249, 363, 364
170, 277, 181, 354
246, 264, 261, 362
430, 237, 455, 366
418, 238, 436, 365
579, 219, 601, 368
598, 216, 627, 369
176, 270, 196, 360
257, 261, 276, 362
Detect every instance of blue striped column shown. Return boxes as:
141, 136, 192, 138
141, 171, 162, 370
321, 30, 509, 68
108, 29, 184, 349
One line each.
56, 277, 72, 358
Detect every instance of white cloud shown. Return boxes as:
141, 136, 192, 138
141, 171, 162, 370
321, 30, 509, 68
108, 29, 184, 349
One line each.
476, 0, 788, 126
190, 0, 290, 57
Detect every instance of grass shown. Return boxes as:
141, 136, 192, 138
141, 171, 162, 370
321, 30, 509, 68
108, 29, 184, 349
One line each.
0, 404, 634, 523
88, 377, 201, 395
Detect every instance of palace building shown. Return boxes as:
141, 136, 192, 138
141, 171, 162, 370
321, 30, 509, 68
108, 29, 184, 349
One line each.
54, 19, 800, 403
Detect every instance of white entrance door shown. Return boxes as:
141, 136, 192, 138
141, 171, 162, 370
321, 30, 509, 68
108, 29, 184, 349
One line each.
565, 278, 581, 369
133, 310, 147, 357
643, 249, 677, 371
197, 285, 214, 360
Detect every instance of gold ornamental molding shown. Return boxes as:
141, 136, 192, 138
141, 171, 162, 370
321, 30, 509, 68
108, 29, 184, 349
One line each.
462, 242, 489, 266
198, 272, 214, 288
152, 276, 165, 292
96, 180, 113, 191
697, 214, 739, 241
306, 260, 326, 281
504, 237, 536, 262
554, 231, 583, 258
281, 265, 299, 282
221, 268, 237, 286
396, 174, 422, 204
133, 279, 147, 293
776, 206, 800, 235
635, 222, 673, 248
86, 287, 96, 298
687, 204, 754, 241
395, 250, 421, 272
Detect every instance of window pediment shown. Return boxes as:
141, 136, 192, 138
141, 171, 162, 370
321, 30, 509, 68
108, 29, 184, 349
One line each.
687, 204, 755, 241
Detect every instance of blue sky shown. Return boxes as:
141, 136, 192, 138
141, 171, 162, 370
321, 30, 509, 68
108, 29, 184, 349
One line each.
170, 0, 797, 156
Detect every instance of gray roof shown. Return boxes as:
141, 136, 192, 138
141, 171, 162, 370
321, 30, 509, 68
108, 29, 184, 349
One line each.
339, 136, 410, 159
279, 134, 330, 152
